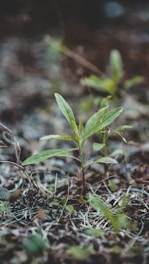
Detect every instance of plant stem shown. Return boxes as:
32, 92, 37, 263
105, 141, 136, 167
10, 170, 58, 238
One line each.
78, 143, 86, 196
102, 130, 108, 156
81, 168, 86, 196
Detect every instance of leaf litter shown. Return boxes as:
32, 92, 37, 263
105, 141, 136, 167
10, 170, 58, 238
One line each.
0, 119, 149, 264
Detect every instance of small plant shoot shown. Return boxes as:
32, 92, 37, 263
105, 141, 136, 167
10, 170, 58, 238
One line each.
89, 193, 131, 232
22, 93, 124, 194
81, 49, 144, 102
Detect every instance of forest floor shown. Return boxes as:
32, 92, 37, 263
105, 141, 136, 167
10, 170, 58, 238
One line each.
0, 3, 149, 264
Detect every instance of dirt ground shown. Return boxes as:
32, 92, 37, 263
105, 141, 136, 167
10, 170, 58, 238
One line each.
0, 1, 149, 264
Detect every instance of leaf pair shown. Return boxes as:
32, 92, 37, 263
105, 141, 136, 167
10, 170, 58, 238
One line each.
54, 93, 123, 146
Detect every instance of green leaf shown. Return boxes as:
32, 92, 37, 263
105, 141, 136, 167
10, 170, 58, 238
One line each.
40, 134, 76, 142
64, 204, 74, 213
89, 194, 118, 232
81, 76, 116, 95
82, 107, 108, 142
101, 107, 123, 128
67, 246, 95, 260
108, 179, 119, 192
82, 107, 123, 143
110, 149, 124, 157
117, 195, 130, 214
0, 201, 8, 213
124, 76, 144, 90
89, 193, 115, 224
93, 143, 105, 152
55, 93, 78, 137
85, 228, 105, 238
46, 37, 64, 61
94, 157, 118, 164
114, 125, 132, 132
100, 96, 112, 108
49, 201, 61, 207
89, 193, 130, 232
22, 148, 78, 165
101, 79, 116, 95
24, 234, 46, 256
110, 49, 123, 82
80, 75, 103, 89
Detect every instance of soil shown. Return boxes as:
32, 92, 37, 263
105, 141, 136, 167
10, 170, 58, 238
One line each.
0, 1, 149, 264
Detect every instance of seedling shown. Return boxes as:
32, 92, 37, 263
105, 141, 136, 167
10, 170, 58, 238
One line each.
93, 123, 132, 157
22, 93, 124, 195
81, 49, 144, 103
89, 193, 131, 233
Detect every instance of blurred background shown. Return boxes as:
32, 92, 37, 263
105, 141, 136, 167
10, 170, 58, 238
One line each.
0, 0, 149, 125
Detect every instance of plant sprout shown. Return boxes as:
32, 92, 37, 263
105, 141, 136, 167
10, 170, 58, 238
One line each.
22, 93, 124, 195
81, 49, 144, 103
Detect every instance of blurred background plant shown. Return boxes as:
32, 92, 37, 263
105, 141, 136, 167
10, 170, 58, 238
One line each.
81, 49, 144, 105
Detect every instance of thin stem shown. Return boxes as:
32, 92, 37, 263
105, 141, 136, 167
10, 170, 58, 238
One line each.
45, 37, 106, 77
99, 130, 108, 157
78, 142, 86, 196
0, 160, 24, 170
81, 168, 86, 197
0, 160, 31, 183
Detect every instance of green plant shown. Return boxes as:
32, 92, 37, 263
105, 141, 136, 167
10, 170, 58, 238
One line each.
23, 233, 47, 256
22, 93, 124, 195
67, 245, 95, 260
81, 49, 144, 103
85, 228, 105, 238
91, 95, 132, 156
0, 201, 8, 214
89, 193, 131, 233
93, 123, 132, 157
